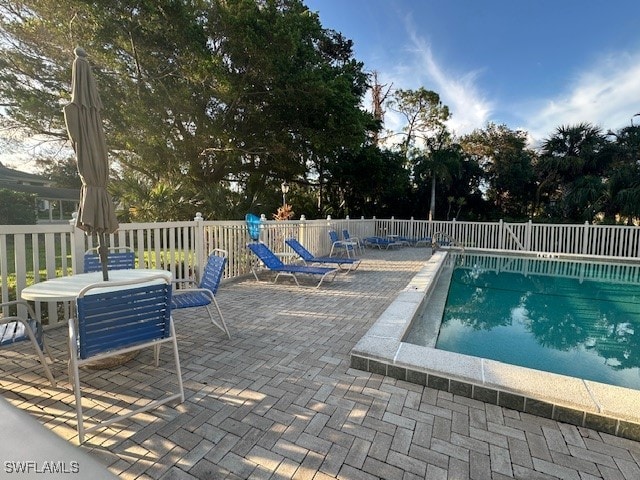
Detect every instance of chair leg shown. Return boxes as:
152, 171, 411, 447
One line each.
67, 323, 85, 443
21, 321, 56, 387
154, 344, 160, 367
251, 266, 261, 282
206, 298, 230, 339
33, 342, 56, 388
170, 320, 185, 402
69, 357, 85, 444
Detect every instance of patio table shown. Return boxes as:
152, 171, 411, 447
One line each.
21, 269, 172, 303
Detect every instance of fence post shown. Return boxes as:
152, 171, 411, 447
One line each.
526, 220, 532, 252
299, 215, 306, 245
70, 213, 85, 274
499, 219, 504, 250
582, 221, 590, 255
259, 214, 267, 245
193, 212, 204, 281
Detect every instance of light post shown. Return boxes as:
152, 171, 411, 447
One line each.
281, 181, 289, 207
632, 113, 640, 127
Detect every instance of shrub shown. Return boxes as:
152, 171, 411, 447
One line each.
0, 189, 37, 224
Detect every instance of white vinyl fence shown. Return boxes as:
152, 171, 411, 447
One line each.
2, 216, 639, 327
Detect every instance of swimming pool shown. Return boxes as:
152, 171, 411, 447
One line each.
404, 252, 640, 390
351, 250, 640, 440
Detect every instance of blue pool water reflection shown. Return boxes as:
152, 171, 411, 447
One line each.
410, 254, 640, 390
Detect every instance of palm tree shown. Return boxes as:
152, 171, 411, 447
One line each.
607, 124, 640, 222
536, 123, 609, 222
415, 142, 462, 220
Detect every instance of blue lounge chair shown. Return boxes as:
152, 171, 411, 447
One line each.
363, 236, 404, 250
245, 213, 261, 241
247, 242, 339, 288
285, 238, 361, 272
414, 237, 433, 247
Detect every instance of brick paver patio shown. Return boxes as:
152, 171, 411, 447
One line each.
3, 247, 640, 479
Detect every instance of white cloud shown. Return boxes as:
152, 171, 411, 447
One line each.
407, 34, 493, 137
523, 52, 640, 146
376, 13, 640, 148
375, 21, 494, 140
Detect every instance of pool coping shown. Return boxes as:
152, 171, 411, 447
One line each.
350, 249, 640, 442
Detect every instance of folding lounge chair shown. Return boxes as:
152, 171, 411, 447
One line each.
0, 300, 56, 387
84, 246, 135, 273
363, 236, 404, 250
285, 238, 361, 272
414, 237, 433, 247
396, 236, 413, 247
328, 230, 358, 258
171, 249, 230, 338
70, 275, 184, 443
247, 242, 339, 288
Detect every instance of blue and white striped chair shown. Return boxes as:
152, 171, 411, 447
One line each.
342, 229, 365, 255
328, 230, 357, 258
70, 275, 184, 443
171, 249, 230, 338
83, 246, 135, 273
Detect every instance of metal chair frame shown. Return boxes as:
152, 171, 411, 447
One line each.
342, 229, 365, 255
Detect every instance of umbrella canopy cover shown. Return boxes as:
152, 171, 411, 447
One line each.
63, 47, 118, 235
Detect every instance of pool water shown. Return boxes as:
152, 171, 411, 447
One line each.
409, 254, 640, 390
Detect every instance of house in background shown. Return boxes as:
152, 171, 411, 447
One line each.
0, 162, 80, 223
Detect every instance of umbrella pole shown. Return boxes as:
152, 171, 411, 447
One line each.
98, 233, 109, 281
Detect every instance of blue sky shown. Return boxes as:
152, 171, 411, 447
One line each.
3, 1, 640, 172
305, 0, 640, 146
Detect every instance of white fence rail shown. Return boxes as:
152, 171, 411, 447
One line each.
2, 217, 639, 327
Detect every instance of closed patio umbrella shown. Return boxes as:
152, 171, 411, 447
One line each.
63, 47, 118, 281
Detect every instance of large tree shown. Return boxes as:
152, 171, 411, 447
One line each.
461, 123, 536, 220
0, 0, 374, 220
324, 144, 411, 218
387, 87, 452, 219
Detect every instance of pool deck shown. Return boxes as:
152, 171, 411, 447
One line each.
3, 247, 640, 479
